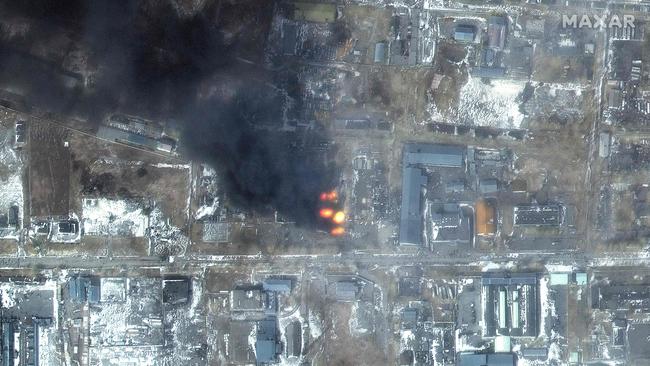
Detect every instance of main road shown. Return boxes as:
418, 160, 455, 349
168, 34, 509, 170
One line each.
0, 250, 647, 271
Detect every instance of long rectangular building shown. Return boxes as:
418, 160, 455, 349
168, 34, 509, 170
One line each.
514, 204, 563, 226
481, 273, 539, 337
399, 144, 466, 247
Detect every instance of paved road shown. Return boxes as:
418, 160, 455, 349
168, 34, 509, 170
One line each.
1, 250, 647, 271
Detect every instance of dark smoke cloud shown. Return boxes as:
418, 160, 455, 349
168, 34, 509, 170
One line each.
184, 95, 337, 224
0, 0, 337, 226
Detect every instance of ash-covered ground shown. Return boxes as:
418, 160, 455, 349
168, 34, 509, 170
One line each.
0, 0, 337, 227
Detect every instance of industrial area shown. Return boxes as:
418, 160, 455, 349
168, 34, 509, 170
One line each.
1, 0, 650, 365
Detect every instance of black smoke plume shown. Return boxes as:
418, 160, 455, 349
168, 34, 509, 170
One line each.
0, 0, 337, 226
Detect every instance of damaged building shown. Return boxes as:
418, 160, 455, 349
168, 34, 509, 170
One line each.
481, 273, 539, 337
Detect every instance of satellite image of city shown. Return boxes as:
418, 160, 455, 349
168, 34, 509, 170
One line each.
3, 0, 650, 365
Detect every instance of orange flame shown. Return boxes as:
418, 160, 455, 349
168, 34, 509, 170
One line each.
332, 211, 345, 225
319, 208, 334, 218
320, 190, 338, 202
331, 226, 345, 236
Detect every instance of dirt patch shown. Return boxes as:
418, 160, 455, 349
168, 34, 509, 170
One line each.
0, 240, 16, 255
65, 132, 190, 229
29, 122, 71, 217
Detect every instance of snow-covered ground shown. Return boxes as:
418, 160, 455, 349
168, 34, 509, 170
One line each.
453, 77, 527, 129
538, 275, 554, 341
149, 205, 190, 256
308, 311, 323, 340
0, 124, 24, 240
82, 198, 148, 237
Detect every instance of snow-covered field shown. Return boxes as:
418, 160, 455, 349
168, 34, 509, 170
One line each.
453, 77, 527, 129
82, 198, 148, 237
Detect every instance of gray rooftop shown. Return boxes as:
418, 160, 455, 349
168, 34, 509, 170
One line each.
399, 144, 466, 247
335, 281, 358, 301
481, 273, 537, 286
403, 143, 465, 168
263, 279, 292, 293
230, 289, 264, 311
429, 203, 472, 243
374, 42, 387, 64
479, 179, 499, 194
458, 353, 516, 366
399, 167, 427, 246
514, 205, 562, 226
521, 348, 547, 360
255, 318, 279, 363
455, 25, 476, 43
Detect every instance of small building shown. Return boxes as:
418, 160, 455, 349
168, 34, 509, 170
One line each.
156, 136, 176, 153
575, 272, 588, 285
494, 336, 511, 353
282, 23, 298, 56
230, 289, 264, 311
374, 42, 387, 64
263, 279, 292, 293
335, 281, 358, 302
521, 348, 548, 361
163, 277, 191, 305
510, 179, 527, 193
399, 167, 427, 247
471, 67, 507, 79
475, 199, 496, 235
7, 205, 19, 228
458, 352, 516, 366
99, 277, 126, 303
599, 132, 611, 158
401, 308, 418, 329
608, 88, 623, 109
68, 276, 101, 303
256, 318, 280, 364
455, 24, 476, 43
14, 121, 26, 149
479, 179, 499, 194
488, 16, 507, 50
514, 204, 563, 226
403, 143, 465, 168
58, 220, 78, 234
549, 273, 569, 286
428, 203, 472, 245
284, 321, 301, 357
2, 321, 14, 365
97, 125, 175, 154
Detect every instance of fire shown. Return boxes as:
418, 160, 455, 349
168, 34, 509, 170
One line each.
319, 208, 334, 218
332, 211, 345, 225
318, 190, 345, 236
320, 190, 338, 202
330, 227, 345, 236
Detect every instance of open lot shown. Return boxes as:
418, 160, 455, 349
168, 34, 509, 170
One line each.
29, 122, 71, 217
